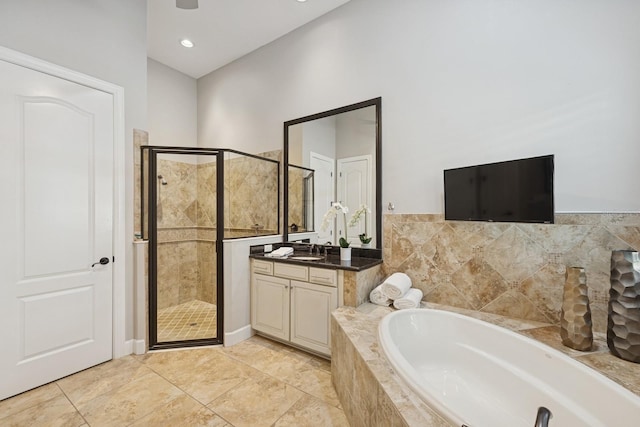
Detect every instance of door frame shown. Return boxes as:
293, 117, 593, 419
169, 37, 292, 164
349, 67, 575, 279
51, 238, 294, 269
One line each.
0, 46, 127, 357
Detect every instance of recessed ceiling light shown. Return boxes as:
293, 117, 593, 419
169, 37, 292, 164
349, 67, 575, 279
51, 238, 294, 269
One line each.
296, 0, 308, 2
180, 39, 194, 48
176, 0, 198, 9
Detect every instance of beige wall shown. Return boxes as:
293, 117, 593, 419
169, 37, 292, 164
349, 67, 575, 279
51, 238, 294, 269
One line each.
147, 58, 197, 147
383, 213, 640, 333
196, 0, 640, 215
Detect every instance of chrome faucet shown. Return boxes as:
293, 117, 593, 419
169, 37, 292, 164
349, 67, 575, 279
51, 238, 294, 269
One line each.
308, 244, 316, 254
535, 407, 552, 427
324, 243, 332, 257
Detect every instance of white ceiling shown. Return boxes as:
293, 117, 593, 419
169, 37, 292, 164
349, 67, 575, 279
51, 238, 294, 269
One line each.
147, 0, 351, 79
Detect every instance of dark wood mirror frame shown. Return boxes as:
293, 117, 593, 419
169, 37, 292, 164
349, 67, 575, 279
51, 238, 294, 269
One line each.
283, 97, 382, 248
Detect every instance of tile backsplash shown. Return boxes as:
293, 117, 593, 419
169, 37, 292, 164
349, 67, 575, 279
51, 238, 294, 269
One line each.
383, 213, 640, 333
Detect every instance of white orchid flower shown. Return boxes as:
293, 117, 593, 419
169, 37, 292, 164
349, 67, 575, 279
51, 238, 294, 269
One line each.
348, 204, 370, 227
321, 202, 351, 247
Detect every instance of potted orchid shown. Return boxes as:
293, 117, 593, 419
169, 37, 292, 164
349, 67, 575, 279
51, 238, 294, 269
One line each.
321, 202, 351, 260
349, 204, 372, 248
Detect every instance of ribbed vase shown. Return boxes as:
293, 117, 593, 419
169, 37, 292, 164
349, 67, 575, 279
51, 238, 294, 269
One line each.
560, 267, 593, 351
608, 250, 640, 363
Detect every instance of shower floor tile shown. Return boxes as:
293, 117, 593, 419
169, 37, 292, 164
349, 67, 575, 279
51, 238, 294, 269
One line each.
157, 300, 217, 342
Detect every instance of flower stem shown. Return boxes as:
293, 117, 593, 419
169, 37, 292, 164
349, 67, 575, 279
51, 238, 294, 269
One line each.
364, 210, 367, 237
343, 212, 348, 246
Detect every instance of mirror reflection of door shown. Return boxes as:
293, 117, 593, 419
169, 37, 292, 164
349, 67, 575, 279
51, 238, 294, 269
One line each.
310, 152, 335, 244
286, 99, 380, 247
337, 155, 372, 247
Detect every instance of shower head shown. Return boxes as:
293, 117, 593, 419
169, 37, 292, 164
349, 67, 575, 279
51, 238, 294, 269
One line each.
157, 174, 168, 185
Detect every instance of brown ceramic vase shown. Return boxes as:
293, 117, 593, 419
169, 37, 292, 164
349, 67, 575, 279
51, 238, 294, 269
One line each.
608, 250, 640, 363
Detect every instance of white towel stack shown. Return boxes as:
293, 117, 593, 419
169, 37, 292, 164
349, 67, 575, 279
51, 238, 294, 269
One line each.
369, 284, 392, 306
381, 273, 412, 299
393, 288, 423, 310
369, 272, 423, 309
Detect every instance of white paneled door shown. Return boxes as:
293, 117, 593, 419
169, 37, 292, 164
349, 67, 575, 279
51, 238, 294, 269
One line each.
0, 59, 114, 400
309, 152, 335, 245
337, 155, 372, 247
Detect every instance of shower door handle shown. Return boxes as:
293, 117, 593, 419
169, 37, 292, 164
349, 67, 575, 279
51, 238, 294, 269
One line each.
92, 257, 110, 267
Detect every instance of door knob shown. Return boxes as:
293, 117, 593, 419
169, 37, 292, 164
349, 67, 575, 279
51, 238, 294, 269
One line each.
92, 257, 110, 267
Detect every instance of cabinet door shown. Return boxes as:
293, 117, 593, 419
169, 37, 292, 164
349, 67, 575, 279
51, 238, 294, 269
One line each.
290, 280, 337, 356
251, 274, 290, 341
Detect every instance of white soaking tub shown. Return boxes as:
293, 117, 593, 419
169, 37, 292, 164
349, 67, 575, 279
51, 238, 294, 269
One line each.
378, 308, 640, 427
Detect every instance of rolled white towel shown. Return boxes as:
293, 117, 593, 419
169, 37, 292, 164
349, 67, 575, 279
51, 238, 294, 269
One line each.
369, 284, 392, 306
381, 272, 412, 300
393, 288, 423, 310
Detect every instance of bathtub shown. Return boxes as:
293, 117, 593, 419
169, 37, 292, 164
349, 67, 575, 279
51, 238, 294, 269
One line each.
378, 308, 640, 427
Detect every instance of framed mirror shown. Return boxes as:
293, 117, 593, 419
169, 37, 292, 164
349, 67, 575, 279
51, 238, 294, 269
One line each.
284, 97, 381, 248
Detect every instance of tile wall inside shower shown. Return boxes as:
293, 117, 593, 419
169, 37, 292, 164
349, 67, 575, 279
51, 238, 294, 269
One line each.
152, 152, 280, 341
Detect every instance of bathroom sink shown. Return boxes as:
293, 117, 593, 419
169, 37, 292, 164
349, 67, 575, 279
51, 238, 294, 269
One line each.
289, 256, 324, 261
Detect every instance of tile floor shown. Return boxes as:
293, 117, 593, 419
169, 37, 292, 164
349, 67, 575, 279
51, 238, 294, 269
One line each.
0, 335, 349, 427
157, 300, 217, 342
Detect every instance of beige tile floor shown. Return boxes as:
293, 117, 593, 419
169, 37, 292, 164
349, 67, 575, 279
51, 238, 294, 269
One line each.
0, 335, 349, 427
157, 300, 217, 342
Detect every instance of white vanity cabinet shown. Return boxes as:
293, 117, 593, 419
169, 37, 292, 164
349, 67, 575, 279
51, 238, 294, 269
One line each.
251, 273, 290, 341
251, 259, 337, 357
290, 278, 337, 355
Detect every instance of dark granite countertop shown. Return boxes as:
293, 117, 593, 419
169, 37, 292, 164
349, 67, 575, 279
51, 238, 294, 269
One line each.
249, 243, 382, 272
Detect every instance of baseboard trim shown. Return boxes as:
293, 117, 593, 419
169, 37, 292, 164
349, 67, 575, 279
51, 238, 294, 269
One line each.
120, 339, 145, 356
133, 339, 146, 355
120, 339, 134, 357
224, 325, 254, 347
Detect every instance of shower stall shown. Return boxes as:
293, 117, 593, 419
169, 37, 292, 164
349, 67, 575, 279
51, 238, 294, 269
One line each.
287, 164, 314, 233
141, 146, 279, 349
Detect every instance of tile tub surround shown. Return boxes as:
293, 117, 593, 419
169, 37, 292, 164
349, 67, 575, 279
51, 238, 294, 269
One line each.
342, 264, 385, 307
331, 303, 640, 427
383, 213, 640, 333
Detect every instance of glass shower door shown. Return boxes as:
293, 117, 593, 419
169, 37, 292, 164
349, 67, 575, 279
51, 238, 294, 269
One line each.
142, 147, 223, 349
141, 146, 280, 350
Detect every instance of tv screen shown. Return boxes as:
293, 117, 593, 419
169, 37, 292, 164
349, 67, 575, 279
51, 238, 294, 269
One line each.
444, 155, 554, 223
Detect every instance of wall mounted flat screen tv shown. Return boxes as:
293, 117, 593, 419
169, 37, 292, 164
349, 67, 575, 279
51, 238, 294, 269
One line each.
444, 155, 554, 224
